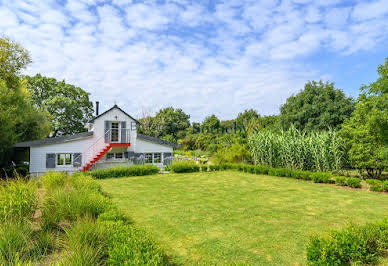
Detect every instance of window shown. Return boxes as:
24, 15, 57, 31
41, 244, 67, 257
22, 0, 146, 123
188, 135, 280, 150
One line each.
145, 153, 153, 163
115, 153, 123, 159
111, 122, 119, 142
106, 153, 114, 160
153, 153, 161, 163
57, 153, 72, 166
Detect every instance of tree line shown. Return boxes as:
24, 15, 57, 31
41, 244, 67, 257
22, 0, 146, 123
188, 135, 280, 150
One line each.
1, 37, 387, 178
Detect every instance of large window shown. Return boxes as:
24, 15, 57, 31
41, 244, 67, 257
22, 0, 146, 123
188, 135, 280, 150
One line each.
106, 152, 124, 160
153, 153, 161, 163
57, 153, 72, 166
111, 122, 119, 142
145, 153, 153, 163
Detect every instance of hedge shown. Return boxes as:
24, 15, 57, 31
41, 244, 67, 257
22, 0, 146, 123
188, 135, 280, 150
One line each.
165, 161, 200, 173
90, 165, 159, 179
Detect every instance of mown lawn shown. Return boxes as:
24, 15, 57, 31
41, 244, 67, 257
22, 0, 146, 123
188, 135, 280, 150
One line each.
99, 171, 388, 265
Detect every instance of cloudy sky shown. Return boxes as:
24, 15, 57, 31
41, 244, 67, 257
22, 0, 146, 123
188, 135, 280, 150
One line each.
1, 0, 387, 122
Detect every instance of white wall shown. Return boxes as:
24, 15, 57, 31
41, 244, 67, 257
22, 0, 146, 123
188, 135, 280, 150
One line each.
134, 139, 173, 153
30, 137, 93, 175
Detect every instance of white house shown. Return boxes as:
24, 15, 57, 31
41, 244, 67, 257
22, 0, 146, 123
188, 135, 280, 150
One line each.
14, 104, 177, 176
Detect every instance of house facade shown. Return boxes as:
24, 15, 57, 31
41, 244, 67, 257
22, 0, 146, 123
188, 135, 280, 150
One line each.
14, 105, 176, 176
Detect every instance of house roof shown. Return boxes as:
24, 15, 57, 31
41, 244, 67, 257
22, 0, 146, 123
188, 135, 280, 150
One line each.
14, 132, 94, 147
137, 134, 179, 148
89, 104, 141, 124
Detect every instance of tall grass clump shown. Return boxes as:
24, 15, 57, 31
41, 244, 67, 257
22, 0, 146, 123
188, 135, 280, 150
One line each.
41, 171, 67, 192
0, 178, 37, 222
90, 165, 159, 179
248, 126, 345, 172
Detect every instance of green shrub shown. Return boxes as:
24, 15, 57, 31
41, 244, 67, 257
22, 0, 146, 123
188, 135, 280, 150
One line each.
209, 164, 220, 171
346, 177, 362, 188
0, 178, 37, 222
67, 173, 102, 193
382, 181, 388, 192
311, 172, 333, 184
300, 171, 313, 181
105, 222, 168, 265
219, 163, 236, 170
167, 161, 200, 173
290, 170, 305, 179
334, 176, 347, 186
42, 188, 110, 229
306, 222, 388, 265
62, 218, 109, 265
268, 168, 292, 177
90, 165, 159, 179
97, 206, 130, 224
254, 165, 269, 175
366, 179, 383, 192
41, 171, 67, 191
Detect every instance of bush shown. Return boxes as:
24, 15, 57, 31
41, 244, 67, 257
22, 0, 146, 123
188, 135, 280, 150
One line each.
290, 170, 305, 179
97, 206, 130, 224
41, 188, 110, 229
167, 161, 200, 173
311, 172, 333, 184
208, 164, 220, 171
90, 165, 159, 179
268, 168, 292, 177
0, 178, 37, 222
67, 173, 102, 193
306, 222, 388, 265
334, 176, 347, 186
346, 177, 362, 188
366, 179, 383, 192
41, 171, 66, 191
105, 222, 168, 265
382, 181, 388, 192
300, 171, 313, 181
254, 165, 269, 175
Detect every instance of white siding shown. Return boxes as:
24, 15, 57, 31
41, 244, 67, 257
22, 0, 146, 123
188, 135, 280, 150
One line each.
134, 139, 173, 153
30, 137, 93, 175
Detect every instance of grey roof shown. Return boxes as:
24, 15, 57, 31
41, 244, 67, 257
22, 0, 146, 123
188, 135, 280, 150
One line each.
137, 134, 179, 148
89, 104, 141, 124
14, 132, 94, 147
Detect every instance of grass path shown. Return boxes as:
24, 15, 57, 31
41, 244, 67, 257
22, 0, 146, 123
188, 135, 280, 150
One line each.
99, 171, 388, 265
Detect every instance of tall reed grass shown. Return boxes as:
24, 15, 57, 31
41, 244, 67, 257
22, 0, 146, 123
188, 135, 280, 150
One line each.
248, 126, 345, 172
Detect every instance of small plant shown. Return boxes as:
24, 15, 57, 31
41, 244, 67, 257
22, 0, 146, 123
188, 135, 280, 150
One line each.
311, 172, 333, 184
334, 176, 347, 186
90, 165, 159, 179
290, 170, 305, 179
366, 179, 383, 192
167, 161, 200, 173
208, 165, 220, 171
382, 181, 388, 192
346, 177, 362, 188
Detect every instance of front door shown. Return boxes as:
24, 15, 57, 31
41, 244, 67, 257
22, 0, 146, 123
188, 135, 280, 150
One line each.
111, 122, 119, 142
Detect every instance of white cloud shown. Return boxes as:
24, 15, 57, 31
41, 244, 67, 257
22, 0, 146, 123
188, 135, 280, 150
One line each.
0, 0, 387, 121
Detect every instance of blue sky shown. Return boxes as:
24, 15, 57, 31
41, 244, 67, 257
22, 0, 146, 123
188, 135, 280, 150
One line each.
1, 0, 387, 122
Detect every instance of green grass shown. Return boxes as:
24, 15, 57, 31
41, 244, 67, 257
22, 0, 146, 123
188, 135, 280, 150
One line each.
99, 171, 388, 265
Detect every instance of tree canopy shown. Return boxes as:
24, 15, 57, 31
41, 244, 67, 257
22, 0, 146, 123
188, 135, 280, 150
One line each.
279, 80, 354, 131
25, 74, 94, 137
341, 57, 388, 178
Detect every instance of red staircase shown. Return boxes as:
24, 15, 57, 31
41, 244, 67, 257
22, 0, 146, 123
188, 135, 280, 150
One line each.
81, 143, 130, 171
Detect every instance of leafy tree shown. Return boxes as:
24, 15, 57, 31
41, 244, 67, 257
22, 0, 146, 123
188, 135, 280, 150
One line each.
0, 37, 51, 167
236, 109, 259, 128
279, 80, 354, 131
201, 114, 220, 132
25, 74, 94, 137
341, 58, 388, 178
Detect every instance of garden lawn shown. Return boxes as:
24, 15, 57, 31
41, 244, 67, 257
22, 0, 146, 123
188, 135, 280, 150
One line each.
99, 171, 388, 265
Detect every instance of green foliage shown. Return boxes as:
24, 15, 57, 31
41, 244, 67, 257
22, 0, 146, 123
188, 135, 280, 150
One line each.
346, 177, 361, 188
279, 80, 354, 131
306, 222, 388, 265
268, 168, 292, 177
166, 161, 200, 173
63, 218, 109, 265
105, 222, 168, 265
0, 37, 51, 167
201, 114, 221, 131
208, 164, 220, 171
0, 178, 37, 222
341, 58, 388, 179
41, 171, 67, 192
366, 179, 383, 192
311, 172, 333, 184
90, 165, 159, 179
383, 181, 388, 192
213, 143, 251, 164
25, 74, 94, 137
248, 126, 345, 172
335, 176, 347, 186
